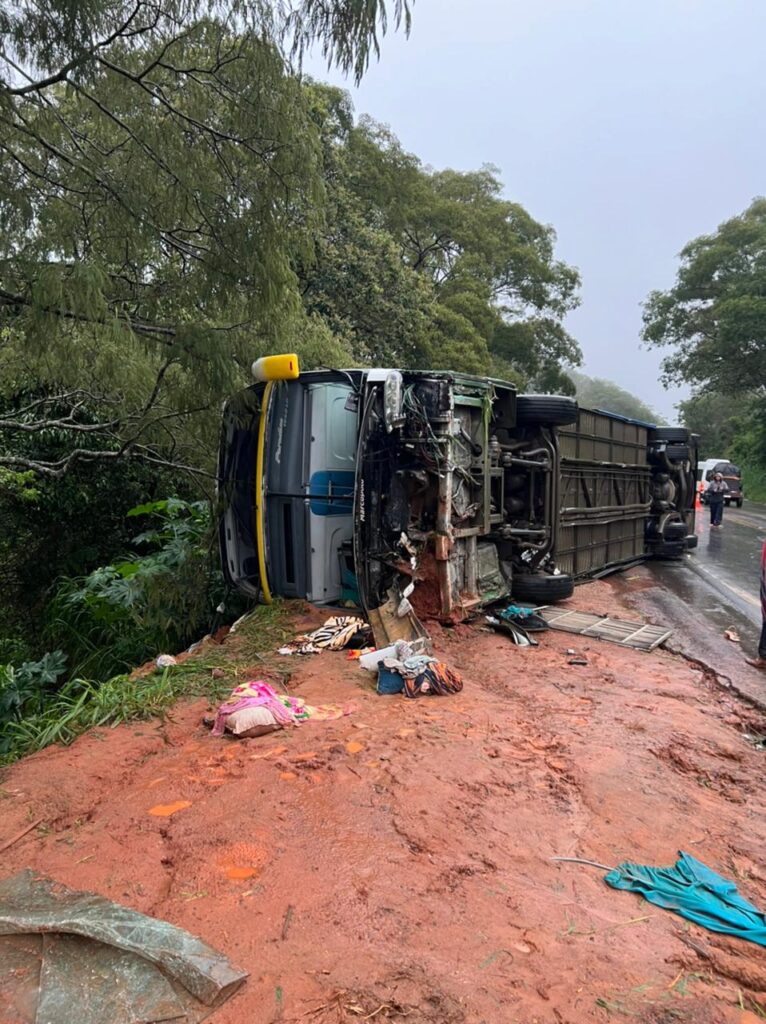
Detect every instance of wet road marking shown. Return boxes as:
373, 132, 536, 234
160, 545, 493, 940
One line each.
689, 559, 760, 610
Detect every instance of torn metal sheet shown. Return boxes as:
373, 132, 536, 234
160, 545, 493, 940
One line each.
0, 871, 247, 1024
537, 607, 671, 651
367, 588, 429, 649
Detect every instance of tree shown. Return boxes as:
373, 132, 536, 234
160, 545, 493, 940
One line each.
298, 85, 433, 367
642, 198, 766, 392
294, 90, 582, 385
343, 117, 582, 385
677, 392, 740, 458
570, 370, 664, 423
0, 3, 411, 477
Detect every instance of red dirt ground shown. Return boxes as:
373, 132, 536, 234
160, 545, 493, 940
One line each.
3, 573, 766, 1024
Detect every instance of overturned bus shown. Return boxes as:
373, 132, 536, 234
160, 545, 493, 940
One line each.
218, 359, 697, 640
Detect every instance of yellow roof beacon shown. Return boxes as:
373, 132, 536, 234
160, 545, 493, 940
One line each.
251, 353, 300, 382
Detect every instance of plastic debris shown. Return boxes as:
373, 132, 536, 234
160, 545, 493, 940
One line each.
0, 870, 247, 1023
485, 615, 538, 647
155, 654, 177, 668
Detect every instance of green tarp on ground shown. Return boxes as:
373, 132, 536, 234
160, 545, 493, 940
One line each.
0, 870, 248, 1023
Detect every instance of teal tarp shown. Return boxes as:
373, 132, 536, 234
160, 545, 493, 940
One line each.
605, 851, 766, 947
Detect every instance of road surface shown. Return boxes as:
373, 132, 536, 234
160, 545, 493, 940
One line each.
686, 499, 766, 626
628, 499, 766, 706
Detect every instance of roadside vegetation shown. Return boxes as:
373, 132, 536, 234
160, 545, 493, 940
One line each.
0, 0, 590, 748
1, 600, 290, 765
643, 199, 766, 500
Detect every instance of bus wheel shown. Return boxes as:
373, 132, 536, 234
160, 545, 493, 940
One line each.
511, 572, 574, 603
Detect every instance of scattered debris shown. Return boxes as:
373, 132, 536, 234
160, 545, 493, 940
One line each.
148, 800, 192, 817
0, 818, 43, 854
486, 615, 538, 646
0, 870, 247, 1023
281, 905, 295, 941
155, 654, 177, 668
210, 680, 354, 740
724, 628, 741, 643
567, 657, 589, 666
346, 648, 375, 660
213, 681, 306, 737
498, 604, 549, 632
538, 607, 671, 651
372, 640, 464, 698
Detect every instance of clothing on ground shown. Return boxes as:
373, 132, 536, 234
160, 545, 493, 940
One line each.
212, 680, 351, 737
279, 616, 370, 656
499, 604, 549, 632
376, 640, 464, 698
605, 851, 766, 947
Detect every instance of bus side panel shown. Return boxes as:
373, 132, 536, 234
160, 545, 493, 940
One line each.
556, 410, 651, 577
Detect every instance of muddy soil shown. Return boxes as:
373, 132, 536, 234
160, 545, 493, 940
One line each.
3, 571, 766, 1024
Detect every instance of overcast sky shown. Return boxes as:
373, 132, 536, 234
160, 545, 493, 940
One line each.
312, 0, 766, 420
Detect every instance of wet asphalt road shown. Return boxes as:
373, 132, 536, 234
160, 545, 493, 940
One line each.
683, 499, 766, 626
630, 499, 766, 706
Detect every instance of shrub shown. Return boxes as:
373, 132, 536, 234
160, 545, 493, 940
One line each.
44, 498, 227, 679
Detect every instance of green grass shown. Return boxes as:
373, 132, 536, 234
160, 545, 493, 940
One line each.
0, 603, 291, 766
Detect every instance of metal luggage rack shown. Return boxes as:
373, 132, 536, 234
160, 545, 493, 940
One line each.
536, 606, 671, 651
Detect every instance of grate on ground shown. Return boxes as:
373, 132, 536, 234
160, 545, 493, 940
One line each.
536, 607, 671, 651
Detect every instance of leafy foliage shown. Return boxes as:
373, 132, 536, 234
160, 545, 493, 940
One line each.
0, 4, 407, 479
0, 649, 67, 755
643, 199, 766, 392
677, 392, 741, 460
44, 497, 226, 679
0, 601, 288, 765
644, 199, 766, 498
300, 89, 582, 384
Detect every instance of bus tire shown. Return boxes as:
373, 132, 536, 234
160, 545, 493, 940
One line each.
665, 443, 689, 462
511, 572, 575, 603
649, 427, 689, 443
515, 395, 579, 427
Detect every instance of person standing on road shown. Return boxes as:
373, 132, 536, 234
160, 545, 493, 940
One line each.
746, 538, 766, 670
707, 472, 729, 528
